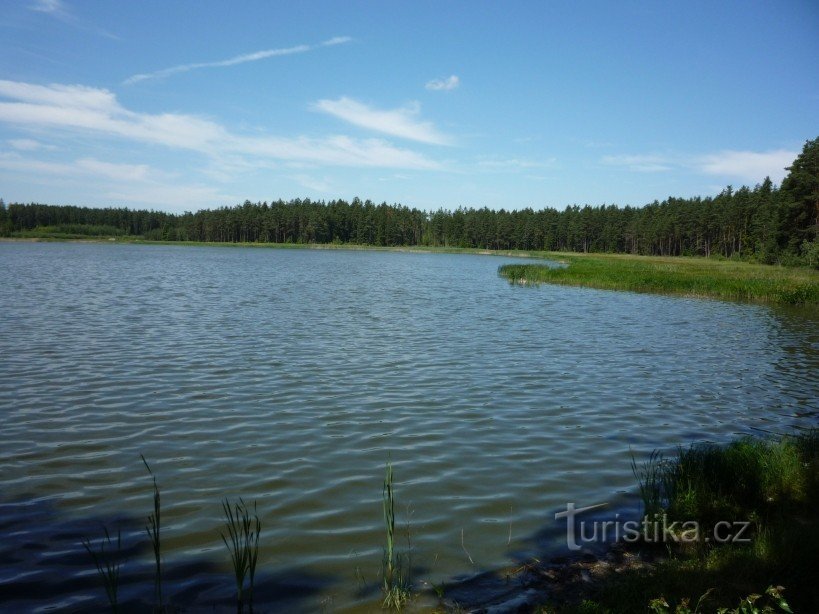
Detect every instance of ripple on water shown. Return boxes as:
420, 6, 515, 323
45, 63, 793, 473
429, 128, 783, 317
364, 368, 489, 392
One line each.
0, 242, 817, 611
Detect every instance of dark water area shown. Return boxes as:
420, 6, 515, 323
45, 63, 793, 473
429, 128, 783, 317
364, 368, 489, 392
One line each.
1, 242, 817, 611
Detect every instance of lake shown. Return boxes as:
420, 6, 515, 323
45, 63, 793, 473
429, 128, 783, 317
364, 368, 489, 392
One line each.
0, 242, 817, 612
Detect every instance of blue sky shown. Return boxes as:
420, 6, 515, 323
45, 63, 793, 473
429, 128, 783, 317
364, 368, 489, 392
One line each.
1, 1, 817, 213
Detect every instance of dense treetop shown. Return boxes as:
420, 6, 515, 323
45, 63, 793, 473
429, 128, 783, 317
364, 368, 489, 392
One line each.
2, 138, 817, 267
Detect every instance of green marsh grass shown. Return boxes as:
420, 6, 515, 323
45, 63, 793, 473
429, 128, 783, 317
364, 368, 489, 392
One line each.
141, 455, 163, 611
220, 498, 261, 613
498, 253, 819, 305
575, 431, 819, 613
81, 526, 122, 612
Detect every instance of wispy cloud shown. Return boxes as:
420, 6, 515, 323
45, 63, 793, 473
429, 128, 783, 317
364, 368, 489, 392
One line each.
124, 36, 352, 85
601, 154, 672, 172
321, 36, 353, 47
425, 75, 460, 91
29, 0, 119, 40
312, 97, 453, 145
0, 151, 235, 208
30, 0, 66, 16
292, 173, 333, 193
477, 156, 557, 170
0, 79, 440, 171
696, 149, 795, 183
7, 138, 56, 151
602, 148, 797, 183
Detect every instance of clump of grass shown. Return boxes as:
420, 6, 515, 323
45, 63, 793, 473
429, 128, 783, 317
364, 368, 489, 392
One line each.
664, 435, 813, 528
141, 454, 163, 611
498, 253, 819, 304
220, 498, 261, 613
382, 460, 411, 610
574, 431, 819, 613
630, 448, 671, 521
81, 526, 123, 612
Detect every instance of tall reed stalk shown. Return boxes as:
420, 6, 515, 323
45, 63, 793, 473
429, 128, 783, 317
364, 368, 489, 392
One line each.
383, 461, 396, 592
81, 526, 122, 613
220, 498, 261, 613
141, 455, 163, 611
382, 460, 410, 610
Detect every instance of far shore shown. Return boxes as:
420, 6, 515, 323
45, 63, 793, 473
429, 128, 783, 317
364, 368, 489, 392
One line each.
5, 235, 818, 305
0, 235, 551, 258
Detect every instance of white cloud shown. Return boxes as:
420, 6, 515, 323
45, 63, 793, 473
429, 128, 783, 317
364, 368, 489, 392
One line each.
7, 138, 55, 151
30, 0, 65, 15
425, 75, 460, 91
601, 154, 672, 172
0, 152, 149, 182
29, 0, 119, 40
124, 36, 352, 84
0, 80, 440, 170
312, 97, 453, 145
0, 152, 234, 208
103, 183, 233, 208
477, 157, 557, 170
292, 174, 333, 193
696, 149, 795, 183
75, 158, 151, 182
321, 36, 353, 47
601, 148, 798, 183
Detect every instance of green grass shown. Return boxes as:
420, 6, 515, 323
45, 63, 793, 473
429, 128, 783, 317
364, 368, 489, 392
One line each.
498, 253, 819, 305
571, 431, 819, 613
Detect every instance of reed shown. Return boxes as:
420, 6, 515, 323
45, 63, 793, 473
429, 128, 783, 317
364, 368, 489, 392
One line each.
220, 498, 261, 613
141, 455, 163, 611
81, 526, 122, 612
382, 460, 410, 610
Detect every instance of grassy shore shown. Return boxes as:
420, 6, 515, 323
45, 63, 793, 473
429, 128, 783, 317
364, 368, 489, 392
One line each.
553, 431, 819, 613
499, 252, 819, 305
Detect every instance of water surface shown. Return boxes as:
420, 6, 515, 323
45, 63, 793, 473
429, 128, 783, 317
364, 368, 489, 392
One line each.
0, 242, 817, 611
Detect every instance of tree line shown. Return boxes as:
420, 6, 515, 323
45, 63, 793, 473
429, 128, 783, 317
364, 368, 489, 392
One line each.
2, 137, 817, 266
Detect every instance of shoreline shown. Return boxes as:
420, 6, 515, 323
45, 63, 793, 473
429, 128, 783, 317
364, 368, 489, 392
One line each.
0, 235, 552, 260
5, 236, 816, 306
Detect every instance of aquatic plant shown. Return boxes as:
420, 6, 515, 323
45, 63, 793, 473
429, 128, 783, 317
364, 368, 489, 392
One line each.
141, 455, 163, 611
220, 498, 261, 613
382, 460, 411, 610
81, 526, 123, 612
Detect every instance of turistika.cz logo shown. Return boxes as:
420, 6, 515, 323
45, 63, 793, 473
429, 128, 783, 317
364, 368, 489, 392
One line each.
554, 502, 752, 551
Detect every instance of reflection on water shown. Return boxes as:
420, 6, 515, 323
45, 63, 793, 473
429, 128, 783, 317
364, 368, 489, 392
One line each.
0, 242, 817, 611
